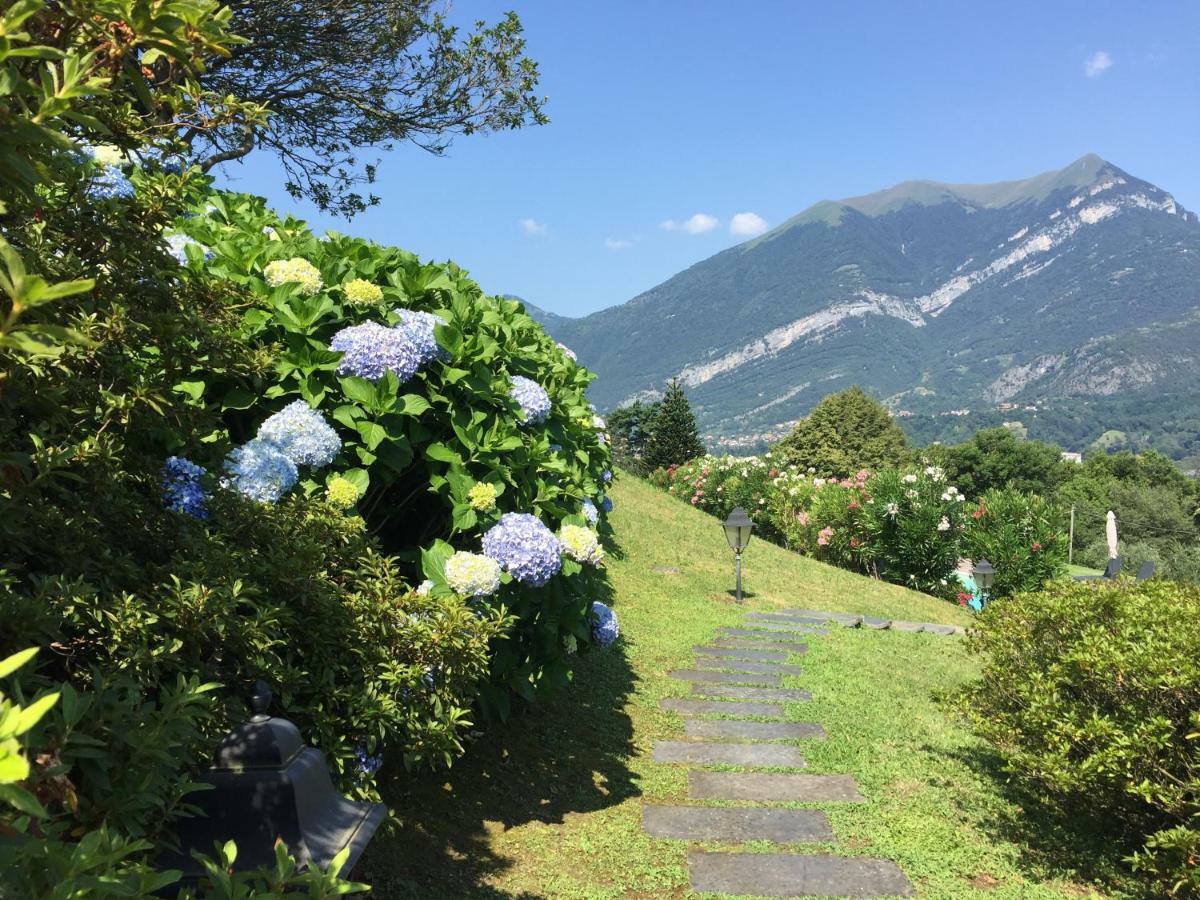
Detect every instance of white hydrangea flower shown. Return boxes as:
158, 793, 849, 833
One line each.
559, 524, 604, 566
444, 551, 501, 597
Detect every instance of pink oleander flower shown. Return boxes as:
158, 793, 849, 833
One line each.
796, 511, 809, 526
817, 526, 833, 547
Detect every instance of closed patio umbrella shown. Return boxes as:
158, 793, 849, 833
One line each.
1106, 510, 1119, 559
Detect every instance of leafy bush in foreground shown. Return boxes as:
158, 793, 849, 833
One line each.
963, 580, 1200, 896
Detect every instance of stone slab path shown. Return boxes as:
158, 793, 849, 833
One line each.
751, 608, 967, 636
654, 741, 806, 767
684, 719, 826, 742
689, 852, 914, 897
692, 684, 813, 702
694, 659, 805, 675
644, 613, 915, 897
671, 669, 783, 686
644, 806, 834, 842
694, 646, 790, 661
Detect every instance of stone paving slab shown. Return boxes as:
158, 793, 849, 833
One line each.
860, 616, 891, 629
653, 740, 806, 767
661, 698, 785, 717
688, 851, 914, 897
746, 612, 831, 626
921, 623, 956, 635
643, 805, 834, 843
720, 627, 828, 641
888, 620, 924, 632
684, 719, 827, 741
692, 684, 812, 702
773, 608, 861, 622
694, 659, 804, 675
694, 646, 789, 662
690, 771, 865, 802
729, 621, 828, 635
711, 637, 810, 654
671, 669, 781, 686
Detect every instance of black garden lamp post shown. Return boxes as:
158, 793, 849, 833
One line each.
722, 507, 755, 603
972, 558, 996, 606
163, 680, 385, 881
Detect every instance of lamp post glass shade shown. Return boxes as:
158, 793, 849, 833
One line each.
723, 507, 755, 552
972, 559, 996, 593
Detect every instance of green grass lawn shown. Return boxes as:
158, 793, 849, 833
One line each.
1067, 563, 1104, 577
359, 476, 1114, 898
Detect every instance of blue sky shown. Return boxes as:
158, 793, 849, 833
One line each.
218, 0, 1200, 317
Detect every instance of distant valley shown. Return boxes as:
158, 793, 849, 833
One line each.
525, 154, 1200, 463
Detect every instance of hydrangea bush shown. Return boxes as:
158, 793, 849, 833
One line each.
172, 189, 614, 716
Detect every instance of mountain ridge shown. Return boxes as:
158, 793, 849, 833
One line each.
528, 155, 1200, 456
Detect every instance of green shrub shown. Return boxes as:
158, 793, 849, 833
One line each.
963, 580, 1200, 895
962, 488, 1066, 597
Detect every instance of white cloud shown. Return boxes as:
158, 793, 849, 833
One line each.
519, 218, 547, 236
1084, 50, 1113, 78
661, 213, 718, 234
729, 212, 769, 237
604, 237, 633, 250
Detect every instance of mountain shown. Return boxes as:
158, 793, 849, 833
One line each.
533, 155, 1200, 454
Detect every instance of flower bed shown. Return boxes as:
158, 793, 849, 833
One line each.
650, 454, 1063, 600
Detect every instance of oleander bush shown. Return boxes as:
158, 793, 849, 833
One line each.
963, 580, 1200, 896
651, 455, 1061, 600
962, 488, 1067, 598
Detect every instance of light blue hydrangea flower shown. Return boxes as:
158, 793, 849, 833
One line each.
396, 308, 448, 364
591, 601, 619, 648
165, 233, 213, 266
481, 512, 562, 586
510, 376, 551, 426
602, 470, 613, 483
161, 456, 209, 520
256, 400, 340, 468
222, 439, 298, 503
581, 499, 599, 525
330, 322, 422, 383
87, 170, 135, 201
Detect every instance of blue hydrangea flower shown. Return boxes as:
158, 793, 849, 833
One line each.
161, 456, 209, 520
353, 744, 383, 779
330, 322, 422, 383
591, 601, 619, 648
582, 499, 599, 525
256, 400, 341, 468
482, 512, 562, 587
602, 470, 612, 483
396, 308, 448, 364
509, 376, 551, 426
87, 170, 134, 201
601, 496, 613, 514
222, 438, 298, 503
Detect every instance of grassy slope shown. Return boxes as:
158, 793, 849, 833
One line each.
360, 477, 1106, 899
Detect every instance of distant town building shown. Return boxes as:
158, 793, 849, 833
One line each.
1061, 451, 1083, 464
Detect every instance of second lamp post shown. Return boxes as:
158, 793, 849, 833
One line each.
722, 507, 755, 603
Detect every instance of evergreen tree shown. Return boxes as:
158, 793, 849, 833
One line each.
777, 386, 909, 477
644, 380, 705, 469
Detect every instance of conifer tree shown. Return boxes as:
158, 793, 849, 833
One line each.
644, 379, 706, 469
